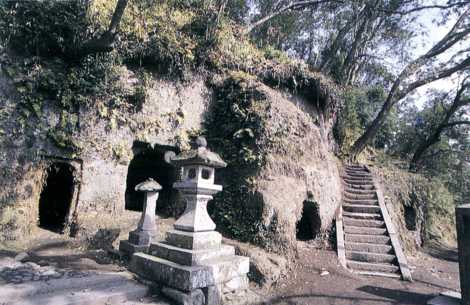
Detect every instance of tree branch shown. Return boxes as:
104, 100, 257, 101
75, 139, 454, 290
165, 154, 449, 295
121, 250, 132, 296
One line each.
243, 0, 343, 34
399, 57, 470, 100
350, 9, 470, 160
382, 2, 470, 16
443, 120, 470, 128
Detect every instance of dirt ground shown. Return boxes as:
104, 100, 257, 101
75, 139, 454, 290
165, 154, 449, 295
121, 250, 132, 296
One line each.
0, 230, 460, 305
255, 242, 460, 305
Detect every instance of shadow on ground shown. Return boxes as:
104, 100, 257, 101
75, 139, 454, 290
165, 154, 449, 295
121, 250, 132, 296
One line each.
424, 241, 458, 263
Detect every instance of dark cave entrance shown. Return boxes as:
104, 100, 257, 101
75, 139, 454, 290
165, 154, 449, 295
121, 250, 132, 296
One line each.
296, 200, 321, 241
38, 162, 76, 233
404, 205, 417, 231
125, 142, 178, 217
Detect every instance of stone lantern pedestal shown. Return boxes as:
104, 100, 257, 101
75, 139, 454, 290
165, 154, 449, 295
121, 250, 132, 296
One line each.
130, 137, 249, 305
120, 179, 161, 256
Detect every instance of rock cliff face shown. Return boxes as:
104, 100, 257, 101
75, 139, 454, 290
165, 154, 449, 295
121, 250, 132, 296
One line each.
0, 64, 341, 254
249, 84, 342, 253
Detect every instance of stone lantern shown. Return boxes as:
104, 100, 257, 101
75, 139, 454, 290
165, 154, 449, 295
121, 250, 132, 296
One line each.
131, 137, 249, 305
170, 136, 226, 233
120, 178, 161, 256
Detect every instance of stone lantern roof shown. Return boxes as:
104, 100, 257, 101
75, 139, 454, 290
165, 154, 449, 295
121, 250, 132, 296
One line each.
135, 178, 162, 192
169, 137, 227, 168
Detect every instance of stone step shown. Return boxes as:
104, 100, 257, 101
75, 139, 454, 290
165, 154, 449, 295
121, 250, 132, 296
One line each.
342, 174, 373, 180
343, 179, 375, 186
344, 170, 371, 176
347, 260, 400, 274
346, 251, 396, 264
343, 226, 387, 235
131, 252, 249, 292
345, 233, 391, 244
345, 242, 393, 254
165, 229, 222, 250
342, 211, 382, 220
354, 271, 401, 279
149, 242, 235, 266
343, 218, 385, 228
344, 184, 375, 190
343, 199, 379, 206
343, 204, 381, 214
0, 273, 148, 305
344, 192, 377, 200
346, 164, 366, 170
344, 188, 376, 195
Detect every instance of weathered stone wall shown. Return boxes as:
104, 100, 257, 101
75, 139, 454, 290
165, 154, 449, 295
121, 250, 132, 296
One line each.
0, 67, 210, 244
0, 66, 341, 254
75, 73, 210, 216
253, 85, 342, 252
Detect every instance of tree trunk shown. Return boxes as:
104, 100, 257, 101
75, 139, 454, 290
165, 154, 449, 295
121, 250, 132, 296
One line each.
349, 9, 470, 160
77, 0, 128, 58
409, 82, 470, 170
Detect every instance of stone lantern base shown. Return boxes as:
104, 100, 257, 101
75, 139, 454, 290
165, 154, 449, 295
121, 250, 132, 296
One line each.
119, 230, 154, 256
130, 229, 249, 305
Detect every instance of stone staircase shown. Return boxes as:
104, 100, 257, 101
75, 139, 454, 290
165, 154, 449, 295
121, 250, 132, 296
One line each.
335, 164, 412, 281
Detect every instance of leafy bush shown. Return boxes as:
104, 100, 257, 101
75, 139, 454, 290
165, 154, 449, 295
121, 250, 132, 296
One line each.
0, 0, 89, 57
205, 72, 269, 241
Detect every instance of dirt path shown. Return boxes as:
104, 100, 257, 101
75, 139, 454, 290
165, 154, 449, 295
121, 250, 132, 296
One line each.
1, 230, 459, 305
255, 242, 459, 305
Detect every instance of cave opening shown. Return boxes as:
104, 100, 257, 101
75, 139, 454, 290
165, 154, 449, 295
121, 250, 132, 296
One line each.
296, 200, 321, 241
125, 142, 179, 217
38, 162, 76, 233
404, 205, 417, 231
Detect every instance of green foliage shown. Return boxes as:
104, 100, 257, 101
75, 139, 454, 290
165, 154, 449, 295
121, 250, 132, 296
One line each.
334, 86, 396, 154
0, 0, 89, 57
374, 159, 457, 248
334, 88, 363, 154
205, 72, 269, 241
411, 177, 455, 244
392, 89, 470, 207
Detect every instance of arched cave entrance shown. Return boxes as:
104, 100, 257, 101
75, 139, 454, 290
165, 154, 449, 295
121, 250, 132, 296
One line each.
404, 205, 417, 231
125, 142, 178, 217
38, 162, 76, 233
296, 200, 321, 241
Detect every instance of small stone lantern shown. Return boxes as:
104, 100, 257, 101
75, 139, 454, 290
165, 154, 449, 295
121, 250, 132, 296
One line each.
120, 178, 162, 256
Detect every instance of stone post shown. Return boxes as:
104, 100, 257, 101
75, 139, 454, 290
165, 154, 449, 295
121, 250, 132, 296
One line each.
457, 204, 470, 305
120, 178, 162, 256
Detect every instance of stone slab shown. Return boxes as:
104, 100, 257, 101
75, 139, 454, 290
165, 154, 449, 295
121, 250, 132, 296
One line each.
222, 275, 249, 293
130, 253, 248, 292
149, 242, 234, 266
131, 253, 209, 291
161, 286, 205, 305
129, 230, 152, 246
119, 240, 149, 256
166, 229, 222, 250
201, 255, 250, 286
